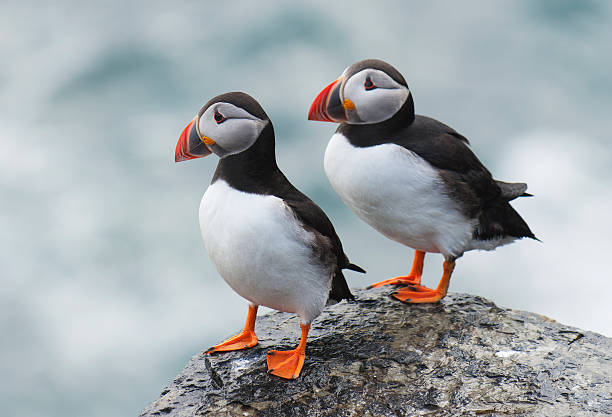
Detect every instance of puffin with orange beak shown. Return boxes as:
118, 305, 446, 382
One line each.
309, 59, 536, 303
176, 92, 364, 379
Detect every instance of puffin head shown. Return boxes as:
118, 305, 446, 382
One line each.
175, 92, 269, 162
308, 59, 411, 125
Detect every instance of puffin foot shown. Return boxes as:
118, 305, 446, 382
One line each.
205, 304, 258, 354
205, 329, 258, 354
391, 260, 455, 304
266, 348, 305, 379
367, 274, 421, 289
392, 286, 446, 303
368, 250, 425, 289
266, 323, 309, 379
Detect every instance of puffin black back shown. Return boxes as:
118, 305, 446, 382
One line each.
338, 102, 536, 244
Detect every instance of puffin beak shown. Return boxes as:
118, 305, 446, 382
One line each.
308, 77, 347, 123
175, 116, 213, 162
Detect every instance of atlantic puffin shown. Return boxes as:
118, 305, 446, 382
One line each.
308, 59, 536, 303
175, 92, 364, 379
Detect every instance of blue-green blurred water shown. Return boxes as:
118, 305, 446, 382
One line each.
1, 1, 611, 416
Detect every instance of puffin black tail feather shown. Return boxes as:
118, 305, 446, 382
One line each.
475, 200, 537, 241
328, 268, 355, 304
495, 180, 532, 201
345, 263, 366, 273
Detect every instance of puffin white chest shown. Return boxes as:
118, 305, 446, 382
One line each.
324, 133, 473, 257
198, 180, 332, 322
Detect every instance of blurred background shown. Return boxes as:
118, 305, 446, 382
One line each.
1, 0, 611, 415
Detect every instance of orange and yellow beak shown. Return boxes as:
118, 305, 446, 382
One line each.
175, 117, 213, 162
308, 78, 349, 123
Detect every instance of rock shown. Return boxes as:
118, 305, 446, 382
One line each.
140, 289, 612, 416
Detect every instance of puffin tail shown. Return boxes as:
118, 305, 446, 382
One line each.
345, 263, 366, 273
475, 200, 538, 241
328, 268, 355, 304
495, 180, 533, 201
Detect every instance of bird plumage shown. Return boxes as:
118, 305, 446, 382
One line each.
177, 92, 363, 378
333, 97, 536, 255
309, 58, 536, 304
210, 121, 360, 305
175, 92, 365, 379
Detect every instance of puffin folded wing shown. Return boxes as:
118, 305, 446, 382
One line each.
282, 197, 364, 303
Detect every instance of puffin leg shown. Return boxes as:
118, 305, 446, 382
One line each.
368, 250, 425, 289
267, 323, 310, 379
205, 304, 258, 354
392, 260, 455, 303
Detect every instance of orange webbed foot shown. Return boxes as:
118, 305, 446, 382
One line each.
367, 274, 422, 289
205, 304, 258, 354
205, 329, 258, 354
266, 323, 310, 380
391, 260, 455, 304
266, 348, 305, 379
368, 250, 425, 289
392, 286, 446, 303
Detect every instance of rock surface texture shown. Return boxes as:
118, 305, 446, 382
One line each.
141, 289, 611, 416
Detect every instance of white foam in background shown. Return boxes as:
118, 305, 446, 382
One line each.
456, 131, 612, 332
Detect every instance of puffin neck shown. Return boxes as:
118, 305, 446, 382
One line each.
211, 122, 282, 193
340, 95, 415, 147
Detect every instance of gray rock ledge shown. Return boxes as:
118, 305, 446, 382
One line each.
141, 288, 611, 416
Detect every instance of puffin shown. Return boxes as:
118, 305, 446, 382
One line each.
175, 92, 364, 379
308, 59, 536, 304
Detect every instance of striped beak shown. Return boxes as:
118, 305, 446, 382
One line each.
175, 116, 212, 162
308, 78, 347, 123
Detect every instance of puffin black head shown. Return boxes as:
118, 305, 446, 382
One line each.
308, 59, 412, 125
175, 92, 269, 162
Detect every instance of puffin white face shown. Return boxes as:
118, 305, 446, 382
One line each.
198, 102, 268, 158
309, 59, 412, 126
341, 69, 409, 124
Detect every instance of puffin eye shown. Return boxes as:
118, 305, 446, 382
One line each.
364, 77, 376, 91
214, 111, 226, 124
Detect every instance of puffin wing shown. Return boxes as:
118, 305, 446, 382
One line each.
396, 116, 502, 216
281, 195, 360, 302
397, 116, 536, 240
283, 193, 364, 273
